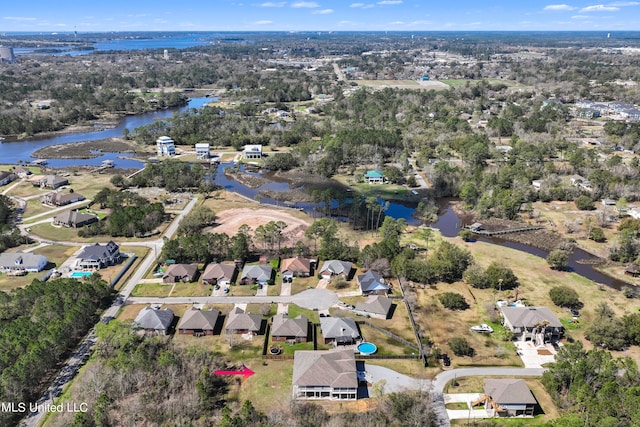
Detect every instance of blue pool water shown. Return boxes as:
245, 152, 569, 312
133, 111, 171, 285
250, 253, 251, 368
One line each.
71, 271, 94, 278
357, 342, 377, 355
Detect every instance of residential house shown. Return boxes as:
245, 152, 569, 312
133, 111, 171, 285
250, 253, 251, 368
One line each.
271, 313, 309, 343
474, 379, 537, 417
133, 306, 174, 336
195, 143, 210, 160
292, 349, 358, 400
13, 167, 32, 178
41, 191, 85, 207
320, 317, 361, 345
0, 252, 48, 273
624, 265, 640, 277
177, 307, 220, 336
163, 263, 199, 283
357, 270, 390, 295
225, 307, 263, 335
53, 210, 98, 228
531, 180, 545, 191
281, 257, 311, 278
156, 136, 176, 156
355, 295, 393, 319
201, 263, 236, 285
500, 306, 564, 343
76, 241, 121, 270
240, 265, 272, 285
243, 144, 263, 159
319, 260, 352, 280
0, 171, 16, 186
364, 170, 385, 184
36, 175, 69, 189
569, 175, 591, 191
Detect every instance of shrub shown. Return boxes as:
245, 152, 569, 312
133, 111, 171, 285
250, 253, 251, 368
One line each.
575, 195, 595, 210
448, 337, 474, 357
589, 227, 606, 242
547, 249, 569, 270
549, 285, 582, 309
438, 292, 469, 310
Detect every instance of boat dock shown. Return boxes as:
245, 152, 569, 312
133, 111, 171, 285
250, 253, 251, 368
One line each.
468, 225, 545, 236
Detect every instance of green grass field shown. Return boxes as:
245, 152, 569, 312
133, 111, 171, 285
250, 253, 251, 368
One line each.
130, 282, 173, 297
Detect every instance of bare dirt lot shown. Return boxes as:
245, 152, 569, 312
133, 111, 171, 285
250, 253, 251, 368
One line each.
209, 207, 310, 246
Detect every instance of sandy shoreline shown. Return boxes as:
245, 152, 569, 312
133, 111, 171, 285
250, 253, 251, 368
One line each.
30, 138, 140, 159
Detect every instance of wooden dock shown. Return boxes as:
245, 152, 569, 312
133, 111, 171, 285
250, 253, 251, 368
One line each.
470, 225, 544, 236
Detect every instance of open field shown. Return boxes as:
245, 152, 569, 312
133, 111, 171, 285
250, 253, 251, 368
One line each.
169, 281, 213, 297
207, 207, 311, 248
332, 173, 422, 203
130, 282, 173, 297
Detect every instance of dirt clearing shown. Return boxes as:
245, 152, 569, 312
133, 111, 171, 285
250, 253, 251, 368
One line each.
210, 207, 310, 246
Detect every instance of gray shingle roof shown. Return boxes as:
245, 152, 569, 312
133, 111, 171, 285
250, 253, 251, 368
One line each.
178, 308, 220, 331
134, 307, 174, 332
357, 270, 389, 293
202, 263, 236, 282
271, 313, 308, 338
319, 317, 360, 340
78, 241, 119, 261
240, 265, 272, 281
484, 379, 537, 405
500, 306, 563, 329
355, 295, 393, 316
319, 260, 352, 275
164, 263, 198, 279
293, 349, 357, 388
225, 307, 262, 332
0, 252, 47, 270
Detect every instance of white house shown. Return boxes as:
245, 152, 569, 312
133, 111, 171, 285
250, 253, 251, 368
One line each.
195, 143, 210, 160
243, 144, 263, 159
157, 136, 176, 157
0, 252, 48, 273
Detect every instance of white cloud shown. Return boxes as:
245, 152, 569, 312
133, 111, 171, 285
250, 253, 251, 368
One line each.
3, 16, 37, 21
255, 20, 274, 24
571, 14, 590, 18
377, 0, 403, 4
260, 2, 286, 6
350, 2, 365, 6
389, 21, 405, 25
291, 1, 319, 7
580, 4, 620, 11
608, 1, 640, 6
312, 9, 334, 14
543, 4, 577, 11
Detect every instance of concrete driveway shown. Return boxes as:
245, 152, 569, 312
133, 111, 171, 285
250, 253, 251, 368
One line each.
514, 340, 557, 368
364, 364, 430, 394
442, 393, 490, 421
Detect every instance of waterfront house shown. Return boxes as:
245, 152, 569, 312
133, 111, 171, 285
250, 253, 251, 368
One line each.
292, 349, 358, 400
156, 136, 176, 156
243, 144, 263, 159
364, 170, 385, 184
195, 143, 210, 160
36, 175, 68, 190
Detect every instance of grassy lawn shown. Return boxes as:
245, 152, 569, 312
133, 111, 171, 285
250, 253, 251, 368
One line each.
246, 303, 276, 318
359, 324, 419, 355
4, 180, 46, 198
268, 280, 282, 296
446, 402, 469, 410
169, 281, 213, 297
287, 304, 321, 324
228, 283, 258, 296
113, 247, 150, 291
130, 282, 173, 297
25, 198, 55, 217
27, 222, 93, 242
289, 275, 317, 294
234, 359, 294, 415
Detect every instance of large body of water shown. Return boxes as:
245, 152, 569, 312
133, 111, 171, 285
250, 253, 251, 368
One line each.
0, 97, 209, 168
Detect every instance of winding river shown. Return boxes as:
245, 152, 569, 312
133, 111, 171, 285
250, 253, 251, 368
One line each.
0, 97, 632, 290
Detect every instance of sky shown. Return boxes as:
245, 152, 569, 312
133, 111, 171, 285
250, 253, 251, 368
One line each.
2, 1, 640, 32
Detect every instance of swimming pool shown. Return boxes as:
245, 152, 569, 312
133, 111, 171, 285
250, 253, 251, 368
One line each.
357, 342, 377, 355
70, 271, 93, 278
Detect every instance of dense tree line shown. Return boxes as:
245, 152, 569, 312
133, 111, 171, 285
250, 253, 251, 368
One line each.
130, 160, 209, 192
81, 188, 166, 238
0, 194, 23, 253
542, 341, 640, 426
0, 277, 111, 427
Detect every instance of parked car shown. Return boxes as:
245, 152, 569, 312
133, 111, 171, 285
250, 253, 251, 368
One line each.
570, 309, 580, 318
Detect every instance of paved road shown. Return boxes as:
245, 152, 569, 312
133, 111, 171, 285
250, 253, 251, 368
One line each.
126, 288, 339, 311
21, 196, 199, 426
